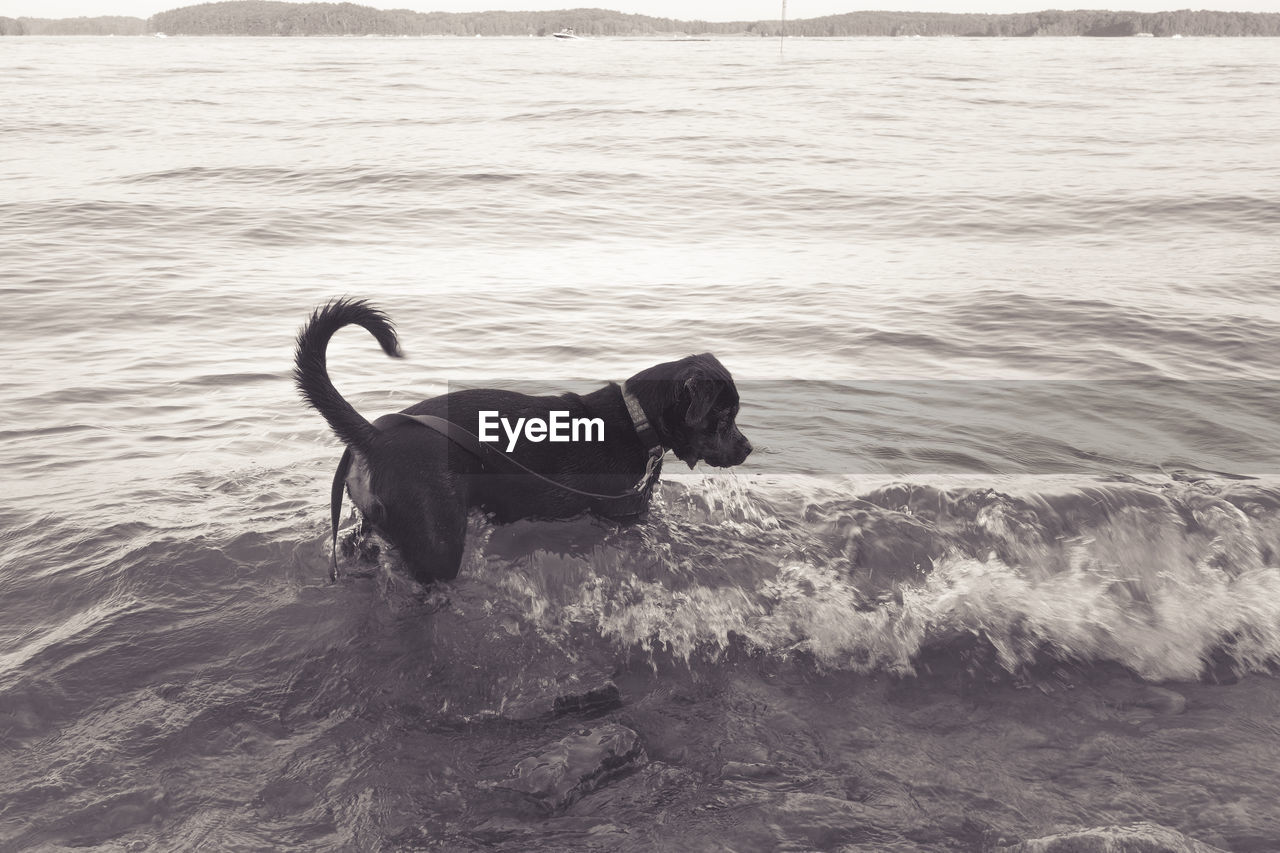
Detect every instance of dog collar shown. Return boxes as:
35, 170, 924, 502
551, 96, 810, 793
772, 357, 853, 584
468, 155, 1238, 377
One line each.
621, 381, 663, 452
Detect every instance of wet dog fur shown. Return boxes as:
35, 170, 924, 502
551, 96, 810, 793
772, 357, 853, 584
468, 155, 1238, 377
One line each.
294, 298, 752, 584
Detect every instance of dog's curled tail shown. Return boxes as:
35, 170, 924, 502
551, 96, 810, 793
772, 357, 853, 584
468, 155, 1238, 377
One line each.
293, 298, 403, 452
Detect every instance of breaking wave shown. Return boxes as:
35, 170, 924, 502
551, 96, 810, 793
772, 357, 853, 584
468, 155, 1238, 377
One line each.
457, 475, 1280, 683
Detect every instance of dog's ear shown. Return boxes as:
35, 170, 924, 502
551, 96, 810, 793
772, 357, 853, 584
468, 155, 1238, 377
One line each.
683, 375, 718, 426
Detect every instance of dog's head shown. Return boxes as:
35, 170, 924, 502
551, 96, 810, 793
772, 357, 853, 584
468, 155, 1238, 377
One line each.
627, 353, 752, 469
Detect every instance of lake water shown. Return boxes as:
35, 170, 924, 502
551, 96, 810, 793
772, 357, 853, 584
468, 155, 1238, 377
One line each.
2, 35, 1279, 851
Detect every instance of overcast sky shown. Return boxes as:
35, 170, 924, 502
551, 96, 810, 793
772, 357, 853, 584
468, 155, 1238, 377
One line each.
9, 0, 1280, 19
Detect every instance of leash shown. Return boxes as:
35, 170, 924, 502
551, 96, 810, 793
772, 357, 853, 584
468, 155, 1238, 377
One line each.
327, 382, 664, 579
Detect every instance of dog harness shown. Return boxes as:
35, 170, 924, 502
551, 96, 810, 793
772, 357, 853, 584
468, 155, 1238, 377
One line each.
326, 381, 665, 579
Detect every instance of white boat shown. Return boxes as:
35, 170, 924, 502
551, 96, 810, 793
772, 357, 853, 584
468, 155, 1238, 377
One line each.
552, 28, 582, 39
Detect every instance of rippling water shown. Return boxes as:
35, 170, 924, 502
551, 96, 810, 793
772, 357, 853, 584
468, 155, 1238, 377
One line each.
3, 36, 1280, 851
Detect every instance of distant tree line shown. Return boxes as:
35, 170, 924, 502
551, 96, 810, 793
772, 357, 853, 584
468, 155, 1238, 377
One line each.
0, 15, 148, 35
793, 8, 1280, 37
4, 2, 1280, 37
142, 3, 705, 37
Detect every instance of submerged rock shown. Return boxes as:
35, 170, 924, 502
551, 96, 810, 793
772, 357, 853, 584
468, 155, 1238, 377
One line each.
1126, 685, 1187, 716
497, 675, 621, 721
1095, 683, 1189, 719
494, 723, 646, 814
720, 761, 783, 781
1000, 821, 1228, 853
552, 681, 623, 717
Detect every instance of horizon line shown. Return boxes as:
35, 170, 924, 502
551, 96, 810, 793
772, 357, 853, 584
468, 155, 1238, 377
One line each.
8, 4, 1280, 23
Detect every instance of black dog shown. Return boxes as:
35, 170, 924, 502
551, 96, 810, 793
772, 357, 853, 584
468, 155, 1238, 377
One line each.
294, 298, 751, 584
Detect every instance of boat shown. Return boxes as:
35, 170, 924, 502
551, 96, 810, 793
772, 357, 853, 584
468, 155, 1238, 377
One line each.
552, 28, 582, 39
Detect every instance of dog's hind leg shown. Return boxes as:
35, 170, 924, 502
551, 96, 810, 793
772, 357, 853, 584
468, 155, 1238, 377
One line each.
391, 492, 471, 585
423, 504, 469, 584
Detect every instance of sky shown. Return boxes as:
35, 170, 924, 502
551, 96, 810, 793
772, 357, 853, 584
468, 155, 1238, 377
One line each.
6, 0, 1280, 19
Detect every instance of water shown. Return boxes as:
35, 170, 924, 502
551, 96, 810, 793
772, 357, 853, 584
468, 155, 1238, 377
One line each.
2, 35, 1279, 851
